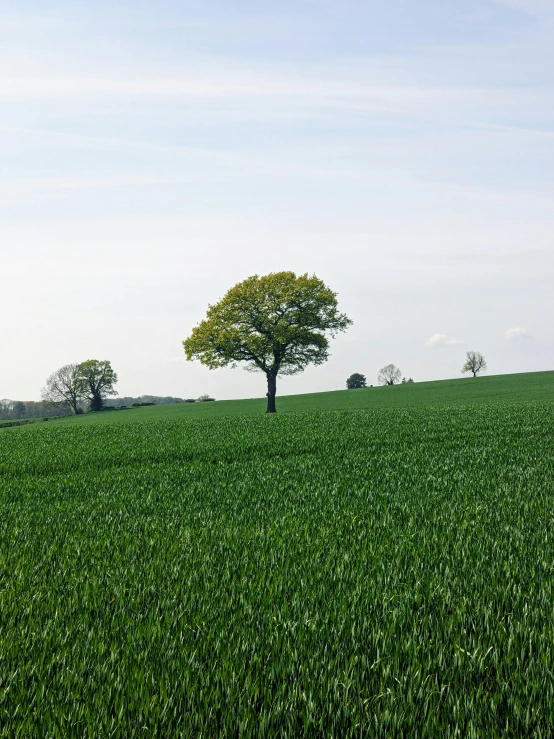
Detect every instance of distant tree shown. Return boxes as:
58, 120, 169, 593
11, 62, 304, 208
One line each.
183, 272, 352, 413
378, 364, 402, 386
42, 363, 83, 414
12, 401, 26, 419
76, 359, 118, 411
462, 351, 487, 378
346, 373, 367, 389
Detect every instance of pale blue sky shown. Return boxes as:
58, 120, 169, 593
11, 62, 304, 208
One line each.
1, 0, 553, 400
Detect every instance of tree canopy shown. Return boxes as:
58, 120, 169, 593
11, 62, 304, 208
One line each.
462, 351, 487, 378
76, 360, 118, 411
346, 373, 367, 389
183, 272, 352, 412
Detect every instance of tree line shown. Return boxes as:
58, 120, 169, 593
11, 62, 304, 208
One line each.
0, 399, 72, 421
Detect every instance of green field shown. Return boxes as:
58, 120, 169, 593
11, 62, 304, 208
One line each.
15, 369, 553, 427
1, 372, 554, 736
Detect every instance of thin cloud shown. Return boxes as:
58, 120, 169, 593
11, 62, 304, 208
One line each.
0, 72, 542, 112
505, 327, 532, 340
425, 333, 463, 348
492, 0, 554, 18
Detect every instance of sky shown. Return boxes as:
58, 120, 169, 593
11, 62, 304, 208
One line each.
1, 0, 553, 401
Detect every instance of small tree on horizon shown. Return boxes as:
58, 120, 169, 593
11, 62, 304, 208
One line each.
346, 373, 367, 389
462, 351, 487, 378
76, 360, 118, 411
378, 364, 402, 386
183, 272, 352, 413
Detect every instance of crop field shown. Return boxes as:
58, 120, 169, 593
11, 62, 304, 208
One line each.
1, 391, 554, 735
27, 370, 554, 427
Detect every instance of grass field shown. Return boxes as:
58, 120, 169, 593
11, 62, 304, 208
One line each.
1, 372, 553, 736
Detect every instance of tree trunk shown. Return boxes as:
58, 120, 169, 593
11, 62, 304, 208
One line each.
266, 371, 277, 413
472, 371, 476, 378
90, 393, 103, 412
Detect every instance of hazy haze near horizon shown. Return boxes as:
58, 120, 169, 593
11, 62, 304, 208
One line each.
1, 0, 553, 401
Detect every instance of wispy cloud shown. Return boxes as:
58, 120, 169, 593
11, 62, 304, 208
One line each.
425, 333, 463, 348
492, 0, 554, 18
0, 69, 544, 114
505, 327, 532, 340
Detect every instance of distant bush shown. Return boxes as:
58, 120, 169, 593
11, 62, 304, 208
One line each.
105, 396, 183, 408
197, 395, 215, 402
0, 418, 48, 428
184, 399, 197, 403
0, 420, 26, 428
131, 402, 156, 407
346, 373, 367, 389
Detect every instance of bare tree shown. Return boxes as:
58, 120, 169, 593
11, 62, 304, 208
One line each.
378, 364, 402, 386
42, 363, 84, 414
462, 351, 487, 378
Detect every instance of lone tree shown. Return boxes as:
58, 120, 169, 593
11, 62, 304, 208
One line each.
76, 359, 118, 411
346, 373, 367, 389
378, 364, 402, 386
41, 363, 84, 414
462, 351, 487, 378
183, 272, 352, 413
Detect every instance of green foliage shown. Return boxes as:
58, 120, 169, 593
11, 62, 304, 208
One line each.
76, 359, 118, 411
184, 272, 351, 374
1, 387, 554, 735
346, 372, 367, 389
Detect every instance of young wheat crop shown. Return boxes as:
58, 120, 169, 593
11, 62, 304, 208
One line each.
0, 402, 553, 736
